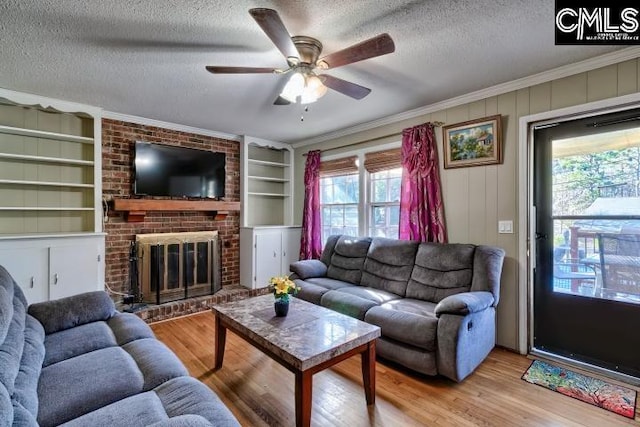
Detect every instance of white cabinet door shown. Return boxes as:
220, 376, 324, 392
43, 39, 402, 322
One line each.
255, 230, 282, 288
0, 247, 48, 304
281, 228, 301, 274
49, 243, 100, 300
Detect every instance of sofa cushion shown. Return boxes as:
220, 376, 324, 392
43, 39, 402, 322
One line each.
148, 414, 216, 427
320, 290, 378, 320
122, 338, 189, 392
365, 299, 438, 351
37, 346, 144, 427
0, 292, 26, 398
289, 259, 327, 279
471, 246, 505, 305
43, 321, 117, 367
13, 401, 38, 427
59, 389, 169, 427
108, 312, 156, 346
406, 243, 475, 303
375, 337, 438, 376
0, 379, 12, 427
361, 237, 419, 296
29, 291, 116, 335
294, 280, 330, 305
326, 236, 372, 285
333, 286, 402, 305
65, 378, 238, 427
13, 315, 45, 418
305, 277, 355, 291
0, 265, 16, 344
155, 377, 239, 426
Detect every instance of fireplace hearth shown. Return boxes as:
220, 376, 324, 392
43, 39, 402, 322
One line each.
136, 231, 221, 304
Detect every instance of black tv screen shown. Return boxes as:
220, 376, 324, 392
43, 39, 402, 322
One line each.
134, 142, 226, 199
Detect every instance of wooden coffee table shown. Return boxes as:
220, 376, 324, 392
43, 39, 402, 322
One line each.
211, 294, 381, 427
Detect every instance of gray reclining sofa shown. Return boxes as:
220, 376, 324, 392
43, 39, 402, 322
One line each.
0, 265, 239, 427
290, 235, 505, 382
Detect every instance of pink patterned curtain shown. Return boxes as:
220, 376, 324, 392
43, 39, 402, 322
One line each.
399, 123, 447, 242
300, 150, 322, 259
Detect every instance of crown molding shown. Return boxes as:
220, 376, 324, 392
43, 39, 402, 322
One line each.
292, 46, 640, 148
103, 111, 242, 142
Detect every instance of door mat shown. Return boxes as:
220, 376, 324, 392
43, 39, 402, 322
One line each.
522, 360, 636, 419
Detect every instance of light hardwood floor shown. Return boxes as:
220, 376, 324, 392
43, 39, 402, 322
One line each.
151, 311, 639, 426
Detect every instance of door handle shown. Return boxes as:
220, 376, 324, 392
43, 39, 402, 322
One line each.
30, 276, 34, 288
273, 251, 277, 258
53, 273, 58, 285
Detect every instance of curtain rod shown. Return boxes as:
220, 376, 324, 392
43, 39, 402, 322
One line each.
303, 121, 445, 156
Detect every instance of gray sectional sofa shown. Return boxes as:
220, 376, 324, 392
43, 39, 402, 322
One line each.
290, 235, 505, 382
0, 265, 239, 427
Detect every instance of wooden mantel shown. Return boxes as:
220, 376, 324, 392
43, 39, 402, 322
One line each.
112, 198, 241, 223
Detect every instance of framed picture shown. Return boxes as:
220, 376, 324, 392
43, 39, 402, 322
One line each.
442, 115, 502, 169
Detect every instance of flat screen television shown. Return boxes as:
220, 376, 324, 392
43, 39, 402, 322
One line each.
134, 141, 226, 199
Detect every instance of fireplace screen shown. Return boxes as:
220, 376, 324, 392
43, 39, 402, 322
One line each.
136, 231, 221, 304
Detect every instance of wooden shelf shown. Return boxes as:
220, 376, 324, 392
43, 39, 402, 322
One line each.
247, 175, 289, 183
0, 207, 93, 211
0, 179, 94, 188
248, 159, 289, 168
0, 124, 94, 144
112, 198, 241, 223
0, 152, 94, 166
248, 192, 287, 197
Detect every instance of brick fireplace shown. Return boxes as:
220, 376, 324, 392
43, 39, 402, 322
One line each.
136, 231, 220, 304
102, 119, 242, 319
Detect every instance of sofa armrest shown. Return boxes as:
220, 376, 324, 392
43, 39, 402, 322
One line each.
289, 259, 327, 280
28, 291, 116, 334
434, 291, 494, 317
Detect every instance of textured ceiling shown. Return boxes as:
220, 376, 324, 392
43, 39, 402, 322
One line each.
0, 0, 623, 143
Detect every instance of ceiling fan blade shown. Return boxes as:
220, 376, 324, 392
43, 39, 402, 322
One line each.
319, 33, 395, 69
273, 96, 291, 105
319, 75, 371, 100
249, 8, 299, 60
205, 66, 276, 74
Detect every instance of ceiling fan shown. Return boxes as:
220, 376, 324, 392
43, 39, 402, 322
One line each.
205, 8, 395, 105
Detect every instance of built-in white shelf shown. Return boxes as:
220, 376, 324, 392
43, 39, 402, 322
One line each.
247, 175, 289, 183
0, 207, 94, 211
0, 179, 94, 188
241, 137, 294, 228
248, 192, 287, 197
0, 153, 94, 166
0, 89, 104, 299
0, 124, 94, 144
248, 159, 288, 168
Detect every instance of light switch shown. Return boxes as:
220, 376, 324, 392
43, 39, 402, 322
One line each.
498, 220, 513, 234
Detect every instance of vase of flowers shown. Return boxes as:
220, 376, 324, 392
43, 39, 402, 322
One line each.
270, 275, 299, 317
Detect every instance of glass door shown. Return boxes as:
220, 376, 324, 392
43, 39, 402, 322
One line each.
533, 107, 640, 378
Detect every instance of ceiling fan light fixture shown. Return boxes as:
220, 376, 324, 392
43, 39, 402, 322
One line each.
280, 72, 305, 103
301, 74, 327, 105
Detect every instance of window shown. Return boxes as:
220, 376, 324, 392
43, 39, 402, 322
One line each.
369, 168, 401, 238
319, 155, 359, 245
320, 174, 359, 244
318, 146, 402, 243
